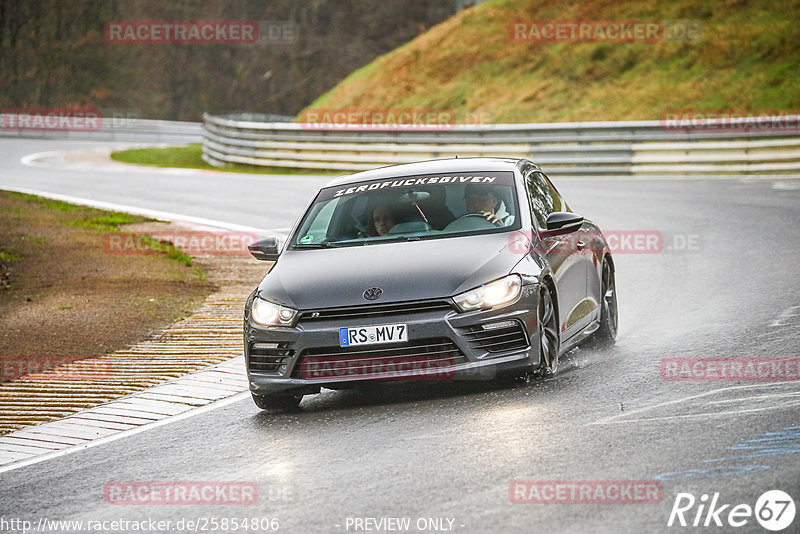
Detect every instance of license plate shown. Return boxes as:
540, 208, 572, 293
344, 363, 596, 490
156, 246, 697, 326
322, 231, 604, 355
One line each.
339, 323, 408, 347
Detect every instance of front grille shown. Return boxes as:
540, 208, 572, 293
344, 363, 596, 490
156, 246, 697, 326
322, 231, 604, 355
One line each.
291, 337, 466, 379
459, 320, 529, 353
248, 342, 294, 372
297, 299, 454, 323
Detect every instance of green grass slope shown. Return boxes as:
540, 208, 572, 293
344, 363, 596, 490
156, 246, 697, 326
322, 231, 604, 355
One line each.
301, 0, 800, 123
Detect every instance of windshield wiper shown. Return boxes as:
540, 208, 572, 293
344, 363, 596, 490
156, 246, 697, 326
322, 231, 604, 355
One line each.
292, 242, 344, 249
368, 235, 422, 244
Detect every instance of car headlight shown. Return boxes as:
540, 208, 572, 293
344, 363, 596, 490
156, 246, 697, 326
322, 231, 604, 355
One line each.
251, 297, 297, 327
453, 274, 522, 312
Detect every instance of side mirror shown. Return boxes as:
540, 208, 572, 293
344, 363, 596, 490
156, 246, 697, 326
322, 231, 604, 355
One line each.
248, 237, 281, 261
540, 212, 584, 237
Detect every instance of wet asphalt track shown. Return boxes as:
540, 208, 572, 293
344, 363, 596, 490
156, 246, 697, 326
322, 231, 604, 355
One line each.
1, 138, 800, 533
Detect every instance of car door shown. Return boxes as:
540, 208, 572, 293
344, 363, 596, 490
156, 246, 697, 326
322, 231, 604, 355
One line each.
524, 169, 591, 340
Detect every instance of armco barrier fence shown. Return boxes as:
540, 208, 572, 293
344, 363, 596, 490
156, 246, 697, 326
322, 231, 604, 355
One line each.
202, 113, 800, 175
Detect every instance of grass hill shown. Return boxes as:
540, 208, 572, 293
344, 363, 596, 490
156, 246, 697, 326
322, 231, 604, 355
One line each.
301, 0, 800, 123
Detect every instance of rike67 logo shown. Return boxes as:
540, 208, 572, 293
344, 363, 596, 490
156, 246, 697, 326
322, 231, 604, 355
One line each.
668, 490, 796, 531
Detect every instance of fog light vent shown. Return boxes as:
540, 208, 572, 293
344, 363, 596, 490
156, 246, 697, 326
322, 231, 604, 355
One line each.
482, 320, 517, 331
459, 320, 528, 353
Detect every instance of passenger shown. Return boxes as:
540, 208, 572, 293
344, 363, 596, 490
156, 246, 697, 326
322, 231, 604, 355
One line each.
464, 184, 514, 226
371, 204, 398, 236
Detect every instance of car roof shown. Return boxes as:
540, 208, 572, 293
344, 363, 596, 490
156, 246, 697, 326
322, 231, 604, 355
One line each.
324, 157, 536, 187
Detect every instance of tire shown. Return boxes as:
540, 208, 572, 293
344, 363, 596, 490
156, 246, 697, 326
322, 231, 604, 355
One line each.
595, 258, 618, 341
251, 392, 303, 411
535, 287, 560, 377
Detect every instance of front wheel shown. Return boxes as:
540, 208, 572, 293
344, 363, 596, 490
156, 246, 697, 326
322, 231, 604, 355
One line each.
595, 258, 618, 341
251, 392, 303, 411
535, 287, 560, 377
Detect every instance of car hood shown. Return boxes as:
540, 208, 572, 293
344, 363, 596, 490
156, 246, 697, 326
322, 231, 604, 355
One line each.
257, 231, 530, 310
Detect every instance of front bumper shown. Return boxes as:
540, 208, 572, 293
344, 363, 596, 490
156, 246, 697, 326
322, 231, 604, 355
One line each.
244, 290, 540, 396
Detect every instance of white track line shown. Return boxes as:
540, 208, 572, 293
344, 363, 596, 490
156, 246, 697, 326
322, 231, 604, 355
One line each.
589, 383, 800, 425
1, 185, 289, 236
20, 145, 800, 183
21, 147, 243, 176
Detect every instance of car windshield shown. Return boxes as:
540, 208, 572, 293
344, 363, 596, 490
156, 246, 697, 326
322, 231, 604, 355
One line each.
291, 171, 520, 247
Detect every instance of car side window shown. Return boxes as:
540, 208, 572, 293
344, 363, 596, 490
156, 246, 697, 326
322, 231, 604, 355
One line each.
524, 170, 553, 228
541, 173, 564, 213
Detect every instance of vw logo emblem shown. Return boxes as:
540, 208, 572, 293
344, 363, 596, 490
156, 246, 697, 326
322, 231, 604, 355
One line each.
363, 287, 383, 301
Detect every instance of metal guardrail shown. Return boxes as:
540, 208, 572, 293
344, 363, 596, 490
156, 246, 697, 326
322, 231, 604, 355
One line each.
0, 114, 204, 143
202, 113, 800, 175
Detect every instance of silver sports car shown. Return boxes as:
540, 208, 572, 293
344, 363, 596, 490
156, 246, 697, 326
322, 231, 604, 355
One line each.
244, 158, 617, 409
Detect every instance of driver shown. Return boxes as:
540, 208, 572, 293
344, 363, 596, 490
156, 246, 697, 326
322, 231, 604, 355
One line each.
464, 184, 514, 226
